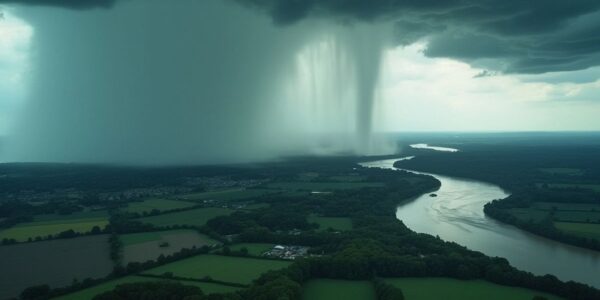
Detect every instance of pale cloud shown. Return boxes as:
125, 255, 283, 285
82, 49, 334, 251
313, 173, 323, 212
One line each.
374, 43, 600, 132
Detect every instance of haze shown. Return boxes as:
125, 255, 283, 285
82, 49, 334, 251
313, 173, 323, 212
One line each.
1, 0, 599, 165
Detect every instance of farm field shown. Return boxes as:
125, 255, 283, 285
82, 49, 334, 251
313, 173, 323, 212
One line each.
546, 183, 600, 192
266, 181, 384, 191
532, 202, 600, 212
120, 230, 220, 264
54, 275, 240, 300
554, 211, 600, 223
0, 235, 113, 300
384, 278, 564, 300
308, 215, 352, 232
555, 222, 600, 240
229, 243, 274, 256
123, 198, 197, 214
508, 208, 549, 223
539, 168, 584, 176
180, 188, 273, 201
301, 279, 376, 300
0, 217, 108, 242
142, 254, 291, 285
138, 207, 233, 227
507, 206, 600, 223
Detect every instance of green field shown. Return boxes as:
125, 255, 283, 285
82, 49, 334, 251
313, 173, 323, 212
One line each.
266, 181, 383, 191
143, 254, 291, 285
508, 208, 550, 223
555, 222, 600, 240
53, 275, 240, 300
554, 210, 600, 223
120, 229, 218, 246
327, 175, 367, 182
180, 188, 273, 201
124, 198, 197, 214
508, 206, 600, 224
302, 280, 376, 300
546, 183, 600, 192
229, 243, 274, 256
0, 218, 108, 242
532, 202, 600, 212
33, 210, 109, 222
308, 215, 353, 232
385, 278, 563, 300
539, 168, 584, 176
139, 207, 233, 227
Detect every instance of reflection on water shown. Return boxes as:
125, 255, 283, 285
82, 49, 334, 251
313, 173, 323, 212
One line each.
410, 144, 459, 152
361, 158, 600, 288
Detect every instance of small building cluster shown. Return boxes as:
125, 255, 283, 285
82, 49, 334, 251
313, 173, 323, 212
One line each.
263, 245, 309, 260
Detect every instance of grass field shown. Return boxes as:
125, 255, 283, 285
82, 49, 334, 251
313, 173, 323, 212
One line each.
54, 275, 240, 300
266, 181, 384, 191
554, 211, 600, 223
124, 198, 197, 214
539, 168, 584, 176
0, 218, 108, 242
180, 188, 273, 201
0, 235, 113, 300
229, 243, 274, 256
555, 222, 600, 240
143, 254, 291, 285
302, 279, 376, 300
508, 208, 549, 223
508, 206, 600, 224
308, 215, 353, 232
121, 230, 220, 264
385, 278, 563, 300
138, 207, 233, 227
533, 202, 600, 212
327, 175, 367, 182
546, 183, 600, 192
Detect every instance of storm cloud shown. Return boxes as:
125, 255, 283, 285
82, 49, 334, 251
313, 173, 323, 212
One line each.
238, 0, 600, 74
4, 0, 600, 74
0, 0, 116, 9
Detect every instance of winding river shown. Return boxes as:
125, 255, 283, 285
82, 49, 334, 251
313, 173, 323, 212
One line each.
360, 157, 600, 288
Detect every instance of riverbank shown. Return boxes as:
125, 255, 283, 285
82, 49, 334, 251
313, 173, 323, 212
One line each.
362, 158, 600, 288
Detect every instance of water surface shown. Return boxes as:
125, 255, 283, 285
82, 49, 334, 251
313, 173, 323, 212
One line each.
361, 158, 600, 288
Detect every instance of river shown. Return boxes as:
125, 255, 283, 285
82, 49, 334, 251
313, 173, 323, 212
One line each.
360, 157, 600, 288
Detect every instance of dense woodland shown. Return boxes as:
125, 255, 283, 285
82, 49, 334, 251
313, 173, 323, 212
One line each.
2, 153, 599, 299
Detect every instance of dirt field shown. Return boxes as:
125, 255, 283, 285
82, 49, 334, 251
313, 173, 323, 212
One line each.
122, 230, 220, 264
0, 235, 113, 300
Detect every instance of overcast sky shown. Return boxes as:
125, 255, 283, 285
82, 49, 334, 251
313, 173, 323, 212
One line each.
0, 0, 599, 163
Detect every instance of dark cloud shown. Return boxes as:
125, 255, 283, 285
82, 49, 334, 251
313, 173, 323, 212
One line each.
238, 0, 600, 74
0, 0, 116, 9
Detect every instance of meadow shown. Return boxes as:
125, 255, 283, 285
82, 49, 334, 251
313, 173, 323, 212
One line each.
0, 217, 108, 242
229, 243, 274, 256
539, 168, 584, 176
307, 215, 353, 232
0, 235, 113, 300
142, 254, 291, 285
266, 181, 384, 191
384, 278, 564, 300
301, 279, 376, 300
53, 275, 240, 300
180, 188, 273, 201
138, 207, 233, 227
120, 230, 220, 264
509, 206, 600, 223
123, 198, 197, 214
546, 183, 600, 193
555, 222, 600, 240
